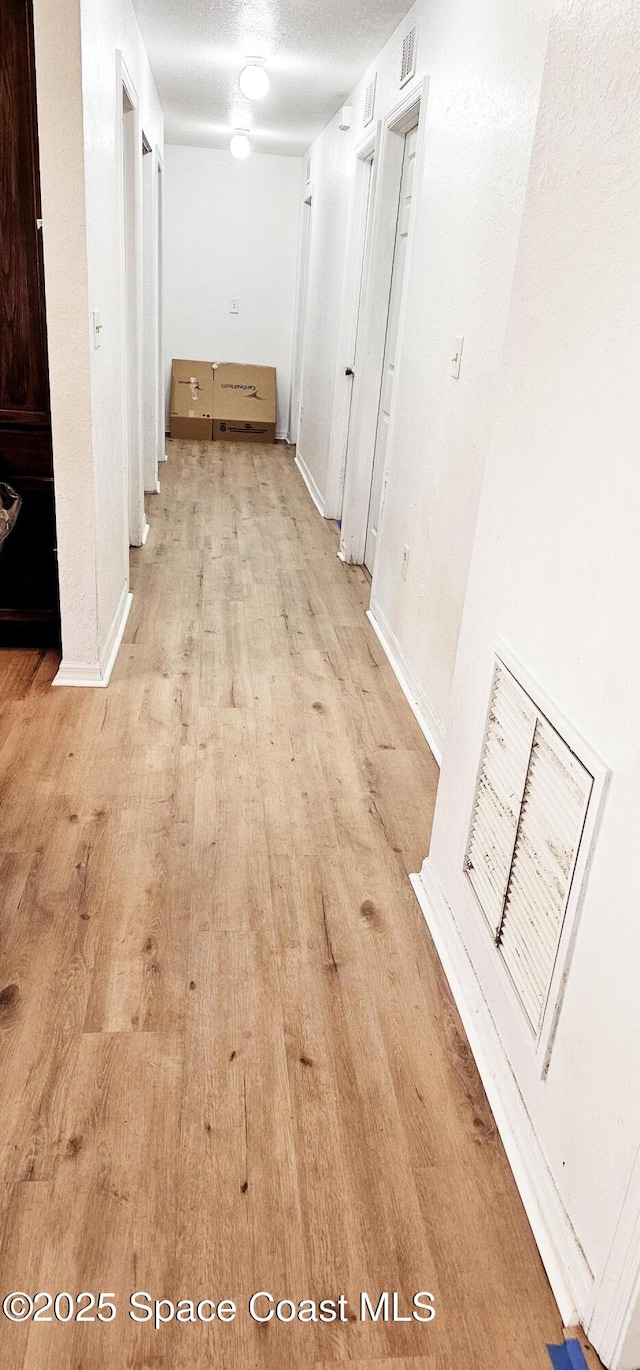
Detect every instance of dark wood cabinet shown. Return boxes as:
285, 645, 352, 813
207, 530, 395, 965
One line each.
0, 0, 60, 645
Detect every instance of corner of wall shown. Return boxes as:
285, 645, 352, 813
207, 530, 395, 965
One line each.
410, 857, 593, 1328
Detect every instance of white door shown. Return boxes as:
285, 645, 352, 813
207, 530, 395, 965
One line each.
364, 124, 417, 574
122, 85, 145, 545
341, 155, 375, 515
291, 197, 312, 445
141, 140, 158, 494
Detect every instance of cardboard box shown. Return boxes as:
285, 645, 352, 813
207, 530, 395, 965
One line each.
170, 360, 214, 440
212, 364, 276, 444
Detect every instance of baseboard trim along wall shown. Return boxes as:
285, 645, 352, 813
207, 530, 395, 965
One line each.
410, 857, 594, 1330
295, 450, 326, 518
52, 587, 133, 689
366, 602, 445, 766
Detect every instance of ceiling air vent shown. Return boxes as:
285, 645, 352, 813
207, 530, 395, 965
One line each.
363, 74, 377, 127
465, 651, 607, 1053
400, 24, 417, 87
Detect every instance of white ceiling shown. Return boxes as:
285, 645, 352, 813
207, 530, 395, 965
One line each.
131, 0, 414, 157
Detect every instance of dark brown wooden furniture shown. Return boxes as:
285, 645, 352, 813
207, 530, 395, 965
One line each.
0, 0, 60, 646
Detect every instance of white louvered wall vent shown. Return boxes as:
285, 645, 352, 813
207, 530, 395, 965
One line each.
363, 74, 377, 126
400, 25, 417, 87
465, 653, 606, 1055
305, 156, 312, 186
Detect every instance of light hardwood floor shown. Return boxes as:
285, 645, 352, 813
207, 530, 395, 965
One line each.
0, 440, 567, 1369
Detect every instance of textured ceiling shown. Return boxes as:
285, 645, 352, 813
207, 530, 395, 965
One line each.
131, 0, 414, 156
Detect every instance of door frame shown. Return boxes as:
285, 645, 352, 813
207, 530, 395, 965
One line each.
339, 78, 428, 566
117, 52, 147, 547
323, 125, 379, 520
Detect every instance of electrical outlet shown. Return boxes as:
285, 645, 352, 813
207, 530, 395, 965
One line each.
230, 298, 239, 314
402, 544, 410, 580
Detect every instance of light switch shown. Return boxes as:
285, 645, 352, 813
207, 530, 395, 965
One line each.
230, 298, 239, 315
93, 309, 103, 350
451, 335, 464, 379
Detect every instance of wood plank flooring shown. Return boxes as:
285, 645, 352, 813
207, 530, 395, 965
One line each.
0, 440, 567, 1368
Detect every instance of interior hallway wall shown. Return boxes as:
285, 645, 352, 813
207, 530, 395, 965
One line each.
33, 0, 163, 679
296, 0, 551, 756
416, 0, 640, 1363
163, 145, 301, 439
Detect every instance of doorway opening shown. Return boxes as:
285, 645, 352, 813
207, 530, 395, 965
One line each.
339, 83, 425, 571
120, 63, 147, 547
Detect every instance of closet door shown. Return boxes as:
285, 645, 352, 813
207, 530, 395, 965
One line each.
0, 0, 60, 644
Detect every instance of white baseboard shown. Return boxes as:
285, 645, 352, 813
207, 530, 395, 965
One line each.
295, 451, 326, 519
141, 522, 150, 545
366, 602, 444, 766
410, 858, 593, 1330
53, 589, 133, 689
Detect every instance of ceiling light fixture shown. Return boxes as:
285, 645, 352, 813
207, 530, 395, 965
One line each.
230, 129, 252, 159
239, 57, 269, 101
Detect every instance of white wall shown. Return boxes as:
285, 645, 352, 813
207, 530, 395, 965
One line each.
33, 0, 163, 678
296, 0, 551, 753
33, 0, 99, 669
163, 145, 301, 439
416, 0, 640, 1364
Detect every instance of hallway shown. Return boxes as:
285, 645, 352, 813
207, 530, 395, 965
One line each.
0, 441, 564, 1368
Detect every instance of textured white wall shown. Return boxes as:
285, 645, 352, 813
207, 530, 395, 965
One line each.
297, 0, 551, 747
422, 0, 640, 1361
33, 0, 163, 672
163, 145, 301, 438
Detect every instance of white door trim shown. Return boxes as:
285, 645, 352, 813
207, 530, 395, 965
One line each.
339, 77, 428, 565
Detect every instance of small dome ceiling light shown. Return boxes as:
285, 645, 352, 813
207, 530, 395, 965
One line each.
239, 57, 269, 101
230, 129, 252, 159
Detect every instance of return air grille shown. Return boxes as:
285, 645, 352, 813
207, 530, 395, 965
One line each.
465, 657, 594, 1037
400, 25, 417, 86
363, 75, 377, 126
305, 156, 312, 185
